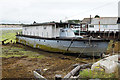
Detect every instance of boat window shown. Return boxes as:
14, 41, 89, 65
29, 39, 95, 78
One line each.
61, 30, 65, 32
44, 27, 46, 29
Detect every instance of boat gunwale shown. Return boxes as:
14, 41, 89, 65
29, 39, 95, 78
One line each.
16, 35, 110, 42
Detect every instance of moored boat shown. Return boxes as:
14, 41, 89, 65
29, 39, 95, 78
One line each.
16, 22, 110, 57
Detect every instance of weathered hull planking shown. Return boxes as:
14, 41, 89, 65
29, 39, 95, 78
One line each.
16, 35, 109, 57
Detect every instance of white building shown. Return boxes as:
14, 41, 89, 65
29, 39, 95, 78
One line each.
89, 17, 119, 32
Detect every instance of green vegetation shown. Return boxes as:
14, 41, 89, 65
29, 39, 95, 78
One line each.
1, 44, 45, 59
79, 69, 115, 78
35, 43, 71, 53
1, 30, 21, 44
67, 20, 81, 23
94, 15, 100, 18
107, 40, 120, 54
1, 29, 45, 59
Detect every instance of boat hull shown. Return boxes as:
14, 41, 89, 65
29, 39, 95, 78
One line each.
16, 35, 109, 57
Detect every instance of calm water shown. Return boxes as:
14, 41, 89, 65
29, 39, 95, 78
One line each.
0, 27, 22, 30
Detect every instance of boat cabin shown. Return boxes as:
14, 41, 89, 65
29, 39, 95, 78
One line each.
22, 23, 79, 38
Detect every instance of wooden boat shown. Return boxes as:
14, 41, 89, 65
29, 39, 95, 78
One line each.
16, 22, 110, 57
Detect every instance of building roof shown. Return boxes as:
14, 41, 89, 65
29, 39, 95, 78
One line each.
82, 18, 92, 24
23, 22, 79, 27
91, 17, 118, 25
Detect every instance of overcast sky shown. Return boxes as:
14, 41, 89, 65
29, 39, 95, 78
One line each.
0, 0, 119, 24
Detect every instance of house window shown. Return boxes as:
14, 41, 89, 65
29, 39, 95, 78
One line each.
103, 25, 107, 28
36, 27, 38, 29
25, 28, 27, 30
82, 25, 86, 28
89, 25, 94, 28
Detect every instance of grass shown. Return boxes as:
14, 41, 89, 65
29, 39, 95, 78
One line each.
1, 30, 21, 44
1, 29, 45, 59
107, 40, 120, 54
79, 69, 115, 78
1, 44, 45, 59
1, 29, 120, 78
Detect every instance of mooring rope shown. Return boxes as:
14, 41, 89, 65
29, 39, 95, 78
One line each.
66, 38, 74, 51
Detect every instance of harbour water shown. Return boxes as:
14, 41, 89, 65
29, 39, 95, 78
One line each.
0, 27, 22, 30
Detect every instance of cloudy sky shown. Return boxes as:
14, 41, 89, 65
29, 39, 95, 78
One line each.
0, 0, 119, 24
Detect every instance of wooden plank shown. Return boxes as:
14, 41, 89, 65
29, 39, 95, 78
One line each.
33, 71, 47, 80
63, 63, 92, 79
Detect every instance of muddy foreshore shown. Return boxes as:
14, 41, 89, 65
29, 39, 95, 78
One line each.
2, 43, 96, 78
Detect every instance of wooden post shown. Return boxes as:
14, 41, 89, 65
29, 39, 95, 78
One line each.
99, 21, 100, 32
79, 25, 81, 36
80, 24, 82, 32
87, 24, 88, 32
108, 29, 110, 39
104, 29, 105, 38
90, 15, 91, 24
114, 30, 116, 39
118, 30, 120, 40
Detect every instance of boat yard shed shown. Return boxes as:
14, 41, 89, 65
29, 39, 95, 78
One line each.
89, 17, 119, 32
91, 17, 118, 25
